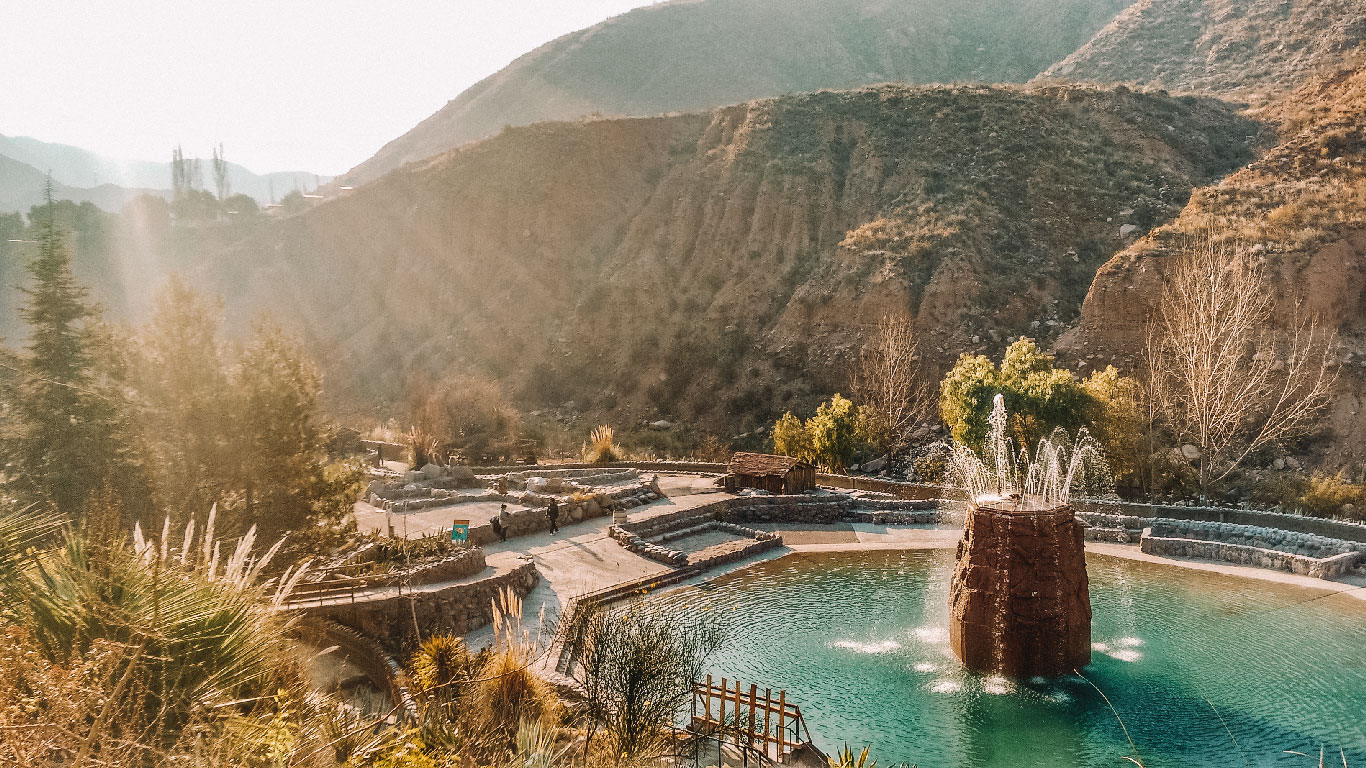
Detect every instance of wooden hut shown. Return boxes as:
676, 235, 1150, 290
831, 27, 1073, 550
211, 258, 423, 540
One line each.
723, 453, 817, 495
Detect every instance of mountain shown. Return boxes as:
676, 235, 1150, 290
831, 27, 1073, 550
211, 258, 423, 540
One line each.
197, 83, 1255, 431
0, 154, 164, 214
333, 0, 1134, 189
0, 134, 329, 205
1038, 0, 1366, 101
1063, 59, 1366, 467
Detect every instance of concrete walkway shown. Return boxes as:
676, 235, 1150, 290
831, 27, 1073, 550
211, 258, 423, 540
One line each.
467, 479, 733, 648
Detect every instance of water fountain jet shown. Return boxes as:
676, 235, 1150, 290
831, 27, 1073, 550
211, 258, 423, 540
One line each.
947, 395, 1106, 677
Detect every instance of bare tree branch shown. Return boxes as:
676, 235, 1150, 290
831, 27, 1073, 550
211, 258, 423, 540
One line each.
1146, 227, 1339, 494
850, 314, 934, 458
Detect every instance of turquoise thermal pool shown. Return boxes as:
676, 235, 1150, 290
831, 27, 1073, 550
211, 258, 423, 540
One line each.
642, 549, 1366, 767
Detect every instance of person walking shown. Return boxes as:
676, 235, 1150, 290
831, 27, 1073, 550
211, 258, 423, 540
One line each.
547, 501, 560, 534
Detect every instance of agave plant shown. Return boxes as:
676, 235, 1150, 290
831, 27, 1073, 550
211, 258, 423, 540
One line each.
0, 500, 309, 749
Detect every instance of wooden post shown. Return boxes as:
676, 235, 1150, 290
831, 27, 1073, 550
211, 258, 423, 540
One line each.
762, 688, 773, 757
733, 678, 743, 746
777, 690, 786, 754
748, 683, 758, 751
705, 674, 713, 723
719, 677, 726, 728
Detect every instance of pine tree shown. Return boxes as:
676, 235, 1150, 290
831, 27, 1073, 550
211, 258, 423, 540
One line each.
8, 184, 148, 522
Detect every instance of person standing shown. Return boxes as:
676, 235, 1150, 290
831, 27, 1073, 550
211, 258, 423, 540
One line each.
491, 504, 509, 542
547, 501, 560, 534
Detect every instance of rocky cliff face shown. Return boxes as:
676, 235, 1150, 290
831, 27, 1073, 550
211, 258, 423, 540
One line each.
335, 0, 1133, 188
202, 84, 1256, 432
1065, 62, 1366, 468
1039, 0, 1365, 101
949, 503, 1092, 677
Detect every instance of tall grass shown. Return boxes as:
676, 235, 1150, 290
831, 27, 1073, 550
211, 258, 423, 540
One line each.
585, 424, 620, 464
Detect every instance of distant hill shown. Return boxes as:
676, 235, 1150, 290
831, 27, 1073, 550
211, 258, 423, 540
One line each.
0, 154, 165, 215
333, 0, 1133, 188
200, 83, 1254, 433
0, 134, 329, 205
1038, 0, 1366, 101
1064, 59, 1366, 468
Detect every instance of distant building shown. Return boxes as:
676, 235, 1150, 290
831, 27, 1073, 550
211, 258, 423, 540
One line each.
723, 452, 816, 495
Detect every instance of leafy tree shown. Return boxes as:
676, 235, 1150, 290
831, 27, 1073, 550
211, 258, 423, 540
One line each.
1080, 365, 1144, 493
231, 324, 360, 544
278, 189, 309, 215
942, 339, 1090, 450
941, 338, 1143, 490
808, 393, 864, 471
772, 411, 812, 462
772, 394, 867, 471
132, 277, 233, 522
211, 142, 230, 200
171, 187, 220, 222
222, 192, 260, 218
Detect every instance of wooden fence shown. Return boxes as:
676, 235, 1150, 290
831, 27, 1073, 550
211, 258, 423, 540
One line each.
690, 676, 811, 760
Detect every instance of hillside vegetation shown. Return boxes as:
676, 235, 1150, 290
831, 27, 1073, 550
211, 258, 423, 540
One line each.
202, 84, 1255, 435
1039, 0, 1366, 100
335, 0, 1133, 187
1067, 60, 1366, 467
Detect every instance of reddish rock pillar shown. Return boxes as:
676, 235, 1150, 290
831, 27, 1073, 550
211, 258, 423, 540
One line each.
949, 502, 1091, 677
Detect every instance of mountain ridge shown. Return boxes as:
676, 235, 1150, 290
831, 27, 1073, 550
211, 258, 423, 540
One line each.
196, 83, 1255, 432
332, 0, 1134, 189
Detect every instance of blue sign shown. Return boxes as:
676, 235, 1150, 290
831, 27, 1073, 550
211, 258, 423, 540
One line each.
451, 519, 470, 542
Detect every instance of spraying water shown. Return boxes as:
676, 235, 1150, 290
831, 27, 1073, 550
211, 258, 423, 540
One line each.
949, 394, 1111, 510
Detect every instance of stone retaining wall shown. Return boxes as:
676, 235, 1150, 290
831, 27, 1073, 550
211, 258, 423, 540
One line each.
1148, 519, 1365, 558
299, 561, 540, 654
450, 462, 1366, 544
1140, 530, 1362, 579
379, 548, 487, 587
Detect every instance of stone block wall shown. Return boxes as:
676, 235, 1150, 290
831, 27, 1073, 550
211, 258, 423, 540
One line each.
1148, 519, 1365, 558
300, 561, 540, 654
1139, 532, 1362, 579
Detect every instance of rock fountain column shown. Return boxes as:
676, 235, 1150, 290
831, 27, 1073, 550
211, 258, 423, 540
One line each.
948, 499, 1091, 677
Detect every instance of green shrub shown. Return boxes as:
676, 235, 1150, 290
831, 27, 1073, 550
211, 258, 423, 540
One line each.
772, 394, 868, 471
1299, 473, 1366, 519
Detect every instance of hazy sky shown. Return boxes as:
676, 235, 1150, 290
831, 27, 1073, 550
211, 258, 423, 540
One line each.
3, 1, 660, 175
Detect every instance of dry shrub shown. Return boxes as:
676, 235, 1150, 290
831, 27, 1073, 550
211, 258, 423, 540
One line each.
1300, 473, 1366, 520
585, 425, 620, 464
467, 588, 554, 748
409, 373, 523, 463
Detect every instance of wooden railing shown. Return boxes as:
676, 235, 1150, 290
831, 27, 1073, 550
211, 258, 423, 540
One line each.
690, 676, 811, 760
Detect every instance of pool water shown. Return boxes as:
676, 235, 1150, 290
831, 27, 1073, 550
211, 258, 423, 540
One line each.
642, 550, 1366, 767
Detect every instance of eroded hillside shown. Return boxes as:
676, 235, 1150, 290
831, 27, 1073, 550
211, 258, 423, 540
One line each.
1039, 0, 1365, 101
337, 0, 1133, 188
1065, 61, 1366, 466
205, 84, 1255, 433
